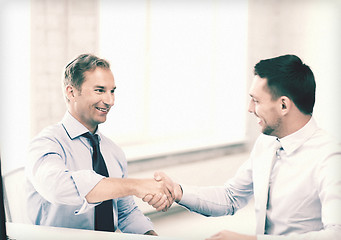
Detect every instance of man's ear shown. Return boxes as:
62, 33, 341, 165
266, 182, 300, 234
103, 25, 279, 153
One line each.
280, 96, 291, 115
65, 85, 75, 101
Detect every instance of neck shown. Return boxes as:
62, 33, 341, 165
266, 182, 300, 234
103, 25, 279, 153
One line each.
67, 109, 98, 134
279, 113, 311, 139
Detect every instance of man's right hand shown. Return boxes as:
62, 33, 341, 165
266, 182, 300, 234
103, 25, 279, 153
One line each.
134, 176, 175, 211
142, 171, 183, 211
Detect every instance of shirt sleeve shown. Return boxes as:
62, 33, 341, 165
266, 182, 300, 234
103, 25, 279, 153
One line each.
26, 135, 103, 213
178, 185, 234, 216
113, 151, 154, 234
178, 157, 254, 217
116, 195, 154, 234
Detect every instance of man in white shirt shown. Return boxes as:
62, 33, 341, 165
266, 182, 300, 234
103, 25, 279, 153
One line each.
144, 54, 341, 239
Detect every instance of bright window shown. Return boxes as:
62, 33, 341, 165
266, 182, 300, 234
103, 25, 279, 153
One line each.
0, 1, 30, 173
99, 0, 248, 160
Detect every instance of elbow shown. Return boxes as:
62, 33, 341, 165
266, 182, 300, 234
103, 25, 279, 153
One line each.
43, 183, 83, 206
34, 175, 83, 206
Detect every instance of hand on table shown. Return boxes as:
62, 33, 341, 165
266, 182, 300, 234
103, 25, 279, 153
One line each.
206, 230, 256, 240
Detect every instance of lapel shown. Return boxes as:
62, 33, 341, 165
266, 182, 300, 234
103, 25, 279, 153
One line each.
253, 138, 279, 234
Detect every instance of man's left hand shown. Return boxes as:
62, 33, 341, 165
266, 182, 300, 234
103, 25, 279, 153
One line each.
206, 230, 256, 240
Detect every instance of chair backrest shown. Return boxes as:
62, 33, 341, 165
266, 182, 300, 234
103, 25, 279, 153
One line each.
2, 167, 29, 223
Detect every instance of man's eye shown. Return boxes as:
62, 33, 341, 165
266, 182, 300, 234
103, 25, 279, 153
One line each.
95, 89, 104, 93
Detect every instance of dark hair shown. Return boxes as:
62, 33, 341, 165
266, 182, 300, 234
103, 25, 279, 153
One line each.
64, 53, 111, 91
254, 54, 316, 115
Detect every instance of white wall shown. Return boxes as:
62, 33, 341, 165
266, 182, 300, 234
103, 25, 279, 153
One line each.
246, 0, 341, 143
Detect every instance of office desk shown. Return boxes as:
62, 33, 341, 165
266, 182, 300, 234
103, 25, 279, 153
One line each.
6, 222, 182, 240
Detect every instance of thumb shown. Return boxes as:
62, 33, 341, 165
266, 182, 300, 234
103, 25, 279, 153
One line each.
154, 171, 162, 181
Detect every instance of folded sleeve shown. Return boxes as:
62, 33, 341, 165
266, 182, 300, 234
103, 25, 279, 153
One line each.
26, 135, 104, 213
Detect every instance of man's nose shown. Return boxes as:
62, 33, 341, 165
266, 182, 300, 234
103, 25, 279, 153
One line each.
248, 99, 254, 113
103, 92, 115, 106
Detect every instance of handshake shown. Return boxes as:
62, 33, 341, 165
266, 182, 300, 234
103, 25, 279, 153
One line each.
136, 172, 183, 212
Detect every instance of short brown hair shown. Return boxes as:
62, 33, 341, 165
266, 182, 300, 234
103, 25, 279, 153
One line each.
64, 53, 111, 91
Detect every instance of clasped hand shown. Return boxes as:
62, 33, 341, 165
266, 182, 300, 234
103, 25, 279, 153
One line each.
141, 172, 176, 212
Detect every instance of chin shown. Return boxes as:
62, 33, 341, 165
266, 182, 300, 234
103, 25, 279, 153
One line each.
94, 117, 107, 125
262, 127, 275, 136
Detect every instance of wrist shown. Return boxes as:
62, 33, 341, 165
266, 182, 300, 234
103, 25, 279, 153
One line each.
126, 178, 141, 197
175, 183, 183, 202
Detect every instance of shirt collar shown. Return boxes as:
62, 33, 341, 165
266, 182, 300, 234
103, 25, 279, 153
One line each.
61, 111, 102, 140
277, 117, 319, 155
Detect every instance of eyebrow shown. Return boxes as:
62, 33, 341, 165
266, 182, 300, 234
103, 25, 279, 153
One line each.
94, 86, 117, 90
249, 94, 260, 101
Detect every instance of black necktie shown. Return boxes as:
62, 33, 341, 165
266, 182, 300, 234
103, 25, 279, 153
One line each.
82, 132, 114, 232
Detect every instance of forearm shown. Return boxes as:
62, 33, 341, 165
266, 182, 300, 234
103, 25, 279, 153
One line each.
86, 177, 172, 203
85, 178, 140, 203
178, 185, 236, 217
144, 172, 234, 214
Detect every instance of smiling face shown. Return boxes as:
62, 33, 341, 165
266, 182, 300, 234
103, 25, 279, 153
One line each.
66, 67, 116, 133
248, 75, 284, 137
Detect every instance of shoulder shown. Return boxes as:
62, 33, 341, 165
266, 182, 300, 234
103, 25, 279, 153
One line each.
299, 128, 341, 184
30, 123, 66, 144
27, 123, 69, 162
301, 118, 340, 158
307, 130, 341, 188
307, 128, 341, 158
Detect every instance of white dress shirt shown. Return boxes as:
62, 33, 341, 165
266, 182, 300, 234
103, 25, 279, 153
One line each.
26, 111, 154, 234
179, 118, 341, 239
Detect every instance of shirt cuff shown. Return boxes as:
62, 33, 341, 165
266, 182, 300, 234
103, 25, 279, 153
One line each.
177, 184, 198, 207
74, 198, 100, 215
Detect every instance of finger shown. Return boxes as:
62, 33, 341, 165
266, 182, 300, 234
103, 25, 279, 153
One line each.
155, 197, 170, 212
142, 194, 153, 202
161, 177, 174, 196
154, 171, 162, 181
158, 172, 176, 199
161, 194, 173, 210
152, 194, 167, 209
162, 199, 172, 212
165, 198, 173, 210
163, 186, 174, 204
166, 183, 175, 200
157, 202, 169, 212
148, 193, 163, 206
155, 176, 174, 201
